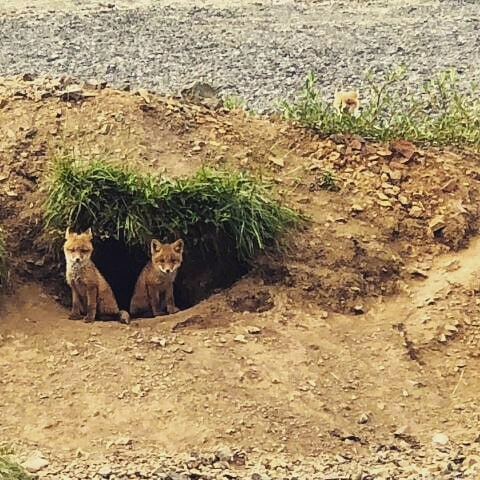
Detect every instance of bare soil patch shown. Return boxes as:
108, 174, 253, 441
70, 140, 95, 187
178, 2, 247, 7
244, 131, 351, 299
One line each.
1, 76, 480, 476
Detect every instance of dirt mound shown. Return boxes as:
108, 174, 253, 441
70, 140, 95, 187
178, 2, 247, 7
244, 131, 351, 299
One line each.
1, 76, 480, 477
1, 75, 480, 313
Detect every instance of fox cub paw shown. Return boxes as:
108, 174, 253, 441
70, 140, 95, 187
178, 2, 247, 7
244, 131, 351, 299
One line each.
119, 310, 131, 325
167, 305, 180, 315
69, 312, 83, 320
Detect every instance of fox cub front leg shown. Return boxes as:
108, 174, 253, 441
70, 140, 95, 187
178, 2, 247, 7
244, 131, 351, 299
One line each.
165, 282, 179, 314
147, 284, 164, 317
84, 286, 98, 323
69, 286, 83, 320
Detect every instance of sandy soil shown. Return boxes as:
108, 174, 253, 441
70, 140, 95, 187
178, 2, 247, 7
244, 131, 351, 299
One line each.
0, 76, 479, 477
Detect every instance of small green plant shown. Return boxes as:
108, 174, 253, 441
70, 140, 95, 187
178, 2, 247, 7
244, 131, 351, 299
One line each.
310, 170, 341, 192
0, 447, 33, 480
44, 154, 303, 260
0, 228, 8, 292
279, 67, 480, 149
224, 95, 247, 111
223, 95, 256, 116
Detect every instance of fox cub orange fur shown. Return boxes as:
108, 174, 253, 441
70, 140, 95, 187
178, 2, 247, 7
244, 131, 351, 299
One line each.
64, 228, 130, 324
130, 239, 184, 318
333, 89, 360, 116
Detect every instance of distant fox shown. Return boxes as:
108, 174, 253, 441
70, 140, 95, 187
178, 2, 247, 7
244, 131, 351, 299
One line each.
130, 239, 184, 318
63, 228, 130, 324
333, 89, 360, 116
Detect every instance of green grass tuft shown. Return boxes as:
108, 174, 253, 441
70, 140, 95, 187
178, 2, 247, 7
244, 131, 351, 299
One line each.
0, 448, 33, 480
224, 95, 247, 111
223, 95, 256, 116
44, 154, 303, 260
279, 66, 480, 149
312, 170, 341, 192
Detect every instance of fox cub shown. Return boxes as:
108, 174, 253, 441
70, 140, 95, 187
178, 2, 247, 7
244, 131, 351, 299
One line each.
333, 89, 360, 116
64, 228, 130, 324
130, 239, 184, 318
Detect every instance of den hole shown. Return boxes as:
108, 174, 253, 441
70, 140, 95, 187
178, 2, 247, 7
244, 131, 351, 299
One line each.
92, 238, 249, 313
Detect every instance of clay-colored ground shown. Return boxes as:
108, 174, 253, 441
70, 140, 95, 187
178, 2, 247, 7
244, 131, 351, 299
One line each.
0, 76, 479, 474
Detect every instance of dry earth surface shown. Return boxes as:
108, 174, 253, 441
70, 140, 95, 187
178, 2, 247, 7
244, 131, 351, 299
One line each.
1, 77, 480, 479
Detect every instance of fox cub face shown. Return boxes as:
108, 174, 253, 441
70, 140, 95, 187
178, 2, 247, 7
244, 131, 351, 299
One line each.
64, 228, 94, 266
333, 89, 360, 115
151, 239, 184, 275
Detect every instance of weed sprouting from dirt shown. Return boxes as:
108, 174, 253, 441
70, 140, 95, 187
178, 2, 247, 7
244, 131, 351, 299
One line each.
224, 95, 247, 111
279, 67, 480, 149
0, 228, 8, 292
223, 95, 256, 115
0, 447, 32, 480
310, 170, 341, 192
44, 154, 303, 260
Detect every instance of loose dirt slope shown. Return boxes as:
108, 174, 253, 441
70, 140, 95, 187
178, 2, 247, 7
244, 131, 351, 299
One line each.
1, 76, 480, 478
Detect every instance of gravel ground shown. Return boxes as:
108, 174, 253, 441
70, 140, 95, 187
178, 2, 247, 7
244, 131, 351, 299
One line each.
0, 0, 479, 112
19, 441, 480, 479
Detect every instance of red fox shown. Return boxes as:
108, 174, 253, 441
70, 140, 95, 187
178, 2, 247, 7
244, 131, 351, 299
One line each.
130, 239, 184, 318
63, 228, 130, 324
333, 89, 360, 116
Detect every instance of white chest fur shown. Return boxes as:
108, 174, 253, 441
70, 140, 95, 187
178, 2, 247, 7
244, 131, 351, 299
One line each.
66, 259, 88, 285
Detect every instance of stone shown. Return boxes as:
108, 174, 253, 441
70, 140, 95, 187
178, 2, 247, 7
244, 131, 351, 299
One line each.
432, 432, 449, 445
428, 215, 446, 233
409, 205, 423, 218
390, 139, 416, 160
234, 334, 248, 343
98, 465, 112, 478
351, 204, 364, 212
216, 445, 234, 462
358, 413, 369, 424
23, 453, 49, 473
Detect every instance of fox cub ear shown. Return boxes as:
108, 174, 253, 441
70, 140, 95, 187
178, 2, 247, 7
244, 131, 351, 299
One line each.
173, 239, 184, 254
65, 227, 72, 239
84, 228, 93, 240
151, 239, 162, 255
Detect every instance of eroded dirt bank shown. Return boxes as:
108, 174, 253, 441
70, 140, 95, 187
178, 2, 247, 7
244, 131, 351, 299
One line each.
1, 77, 480, 478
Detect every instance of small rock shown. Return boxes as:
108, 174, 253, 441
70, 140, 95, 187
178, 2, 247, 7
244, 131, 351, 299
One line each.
23, 453, 49, 473
409, 205, 423, 218
432, 432, 449, 445
389, 170, 403, 181
216, 445, 233, 462
429, 215, 446, 233
98, 465, 112, 478
358, 413, 369, 424
353, 304, 364, 314
377, 148, 392, 157
390, 139, 416, 160
115, 437, 132, 446
351, 203, 364, 213
246, 326, 261, 334
234, 334, 248, 343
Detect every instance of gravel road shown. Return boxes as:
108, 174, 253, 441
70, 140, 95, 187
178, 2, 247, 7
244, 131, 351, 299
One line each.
0, 0, 479, 111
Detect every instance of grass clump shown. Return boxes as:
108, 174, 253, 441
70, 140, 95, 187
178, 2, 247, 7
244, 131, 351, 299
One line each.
279, 66, 480, 149
310, 170, 341, 192
224, 95, 247, 111
0, 448, 32, 480
44, 154, 302, 260
223, 95, 256, 116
